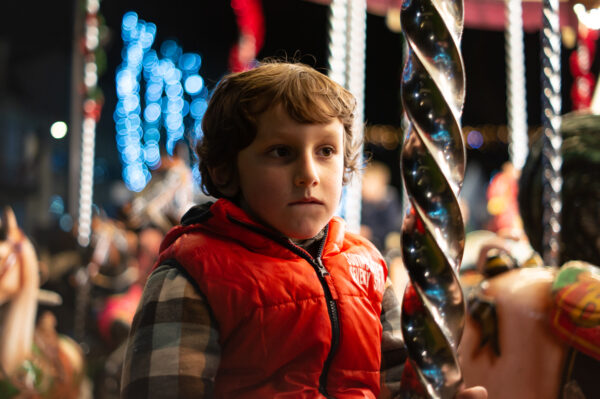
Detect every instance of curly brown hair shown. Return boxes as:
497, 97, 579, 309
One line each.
196, 61, 361, 198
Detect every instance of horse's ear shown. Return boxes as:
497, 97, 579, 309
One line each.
1, 207, 19, 241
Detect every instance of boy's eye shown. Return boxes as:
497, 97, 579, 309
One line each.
268, 146, 291, 158
319, 146, 336, 157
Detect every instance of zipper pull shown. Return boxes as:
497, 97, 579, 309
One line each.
317, 257, 339, 300
315, 257, 329, 277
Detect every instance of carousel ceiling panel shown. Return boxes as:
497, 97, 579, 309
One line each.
303, 0, 579, 31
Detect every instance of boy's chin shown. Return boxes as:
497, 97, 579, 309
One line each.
286, 227, 326, 241
289, 233, 318, 240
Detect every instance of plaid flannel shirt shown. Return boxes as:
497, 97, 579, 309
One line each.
121, 263, 406, 398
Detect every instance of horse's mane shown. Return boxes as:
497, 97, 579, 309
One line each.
0, 208, 39, 375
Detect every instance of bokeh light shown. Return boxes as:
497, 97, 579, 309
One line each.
179, 53, 202, 73
50, 121, 68, 139
467, 130, 484, 149
116, 11, 208, 191
574, 4, 600, 30
49, 195, 65, 215
184, 75, 204, 95
190, 98, 208, 120
59, 214, 74, 232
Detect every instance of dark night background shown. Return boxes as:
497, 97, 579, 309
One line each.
0, 0, 595, 235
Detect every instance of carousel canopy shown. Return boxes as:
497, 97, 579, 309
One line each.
306, 0, 579, 31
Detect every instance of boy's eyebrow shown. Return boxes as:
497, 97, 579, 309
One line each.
261, 123, 342, 135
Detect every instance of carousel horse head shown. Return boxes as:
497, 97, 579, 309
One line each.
0, 207, 40, 375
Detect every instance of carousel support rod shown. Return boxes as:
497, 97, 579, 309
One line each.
505, 0, 528, 170
68, 0, 84, 222
591, 73, 600, 114
398, 0, 467, 395
76, 0, 102, 247
327, 0, 366, 233
540, 0, 563, 266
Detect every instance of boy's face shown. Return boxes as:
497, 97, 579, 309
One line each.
236, 104, 345, 239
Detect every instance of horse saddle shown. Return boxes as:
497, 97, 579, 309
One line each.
550, 261, 600, 360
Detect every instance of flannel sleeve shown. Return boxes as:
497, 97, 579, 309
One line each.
120, 263, 221, 398
379, 277, 407, 399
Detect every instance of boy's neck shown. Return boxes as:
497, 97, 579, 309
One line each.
236, 197, 326, 257
289, 229, 326, 257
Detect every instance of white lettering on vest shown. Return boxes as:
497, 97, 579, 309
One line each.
343, 251, 385, 294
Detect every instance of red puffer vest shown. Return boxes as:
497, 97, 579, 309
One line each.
156, 199, 388, 398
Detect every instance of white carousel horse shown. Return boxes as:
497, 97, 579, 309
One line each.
0, 207, 39, 376
0, 207, 86, 398
458, 234, 600, 399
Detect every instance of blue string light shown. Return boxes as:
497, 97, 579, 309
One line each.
115, 11, 208, 192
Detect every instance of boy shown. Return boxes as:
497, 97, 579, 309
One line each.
120, 62, 486, 398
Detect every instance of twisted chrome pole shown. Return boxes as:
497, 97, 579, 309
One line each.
540, 0, 562, 266
398, 0, 466, 395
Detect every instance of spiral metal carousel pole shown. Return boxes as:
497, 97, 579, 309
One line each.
540, 0, 563, 266
398, 0, 466, 395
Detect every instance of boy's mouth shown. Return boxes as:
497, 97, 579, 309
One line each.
289, 197, 323, 205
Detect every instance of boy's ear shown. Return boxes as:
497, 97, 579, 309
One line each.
208, 165, 239, 197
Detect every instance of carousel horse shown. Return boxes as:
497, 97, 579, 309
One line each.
459, 250, 599, 398
458, 113, 600, 399
0, 207, 85, 398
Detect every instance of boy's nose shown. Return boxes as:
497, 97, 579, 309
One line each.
294, 155, 319, 187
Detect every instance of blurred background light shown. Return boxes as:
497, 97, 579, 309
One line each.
49, 195, 65, 215
160, 39, 181, 61
144, 127, 160, 143
122, 11, 138, 30
139, 23, 157, 49
144, 102, 162, 122
574, 4, 600, 30
184, 75, 204, 95
50, 121, 68, 139
123, 163, 148, 192
145, 81, 163, 101
467, 130, 484, 149
165, 82, 183, 98
116, 12, 210, 192
143, 143, 161, 165
59, 214, 74, 232
181, 100, 190, 117
190, 98, 208, 119
179, 53, 202, 73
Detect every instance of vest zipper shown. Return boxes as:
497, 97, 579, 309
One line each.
314, 257, 340, 398
227, 216, 341, 397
